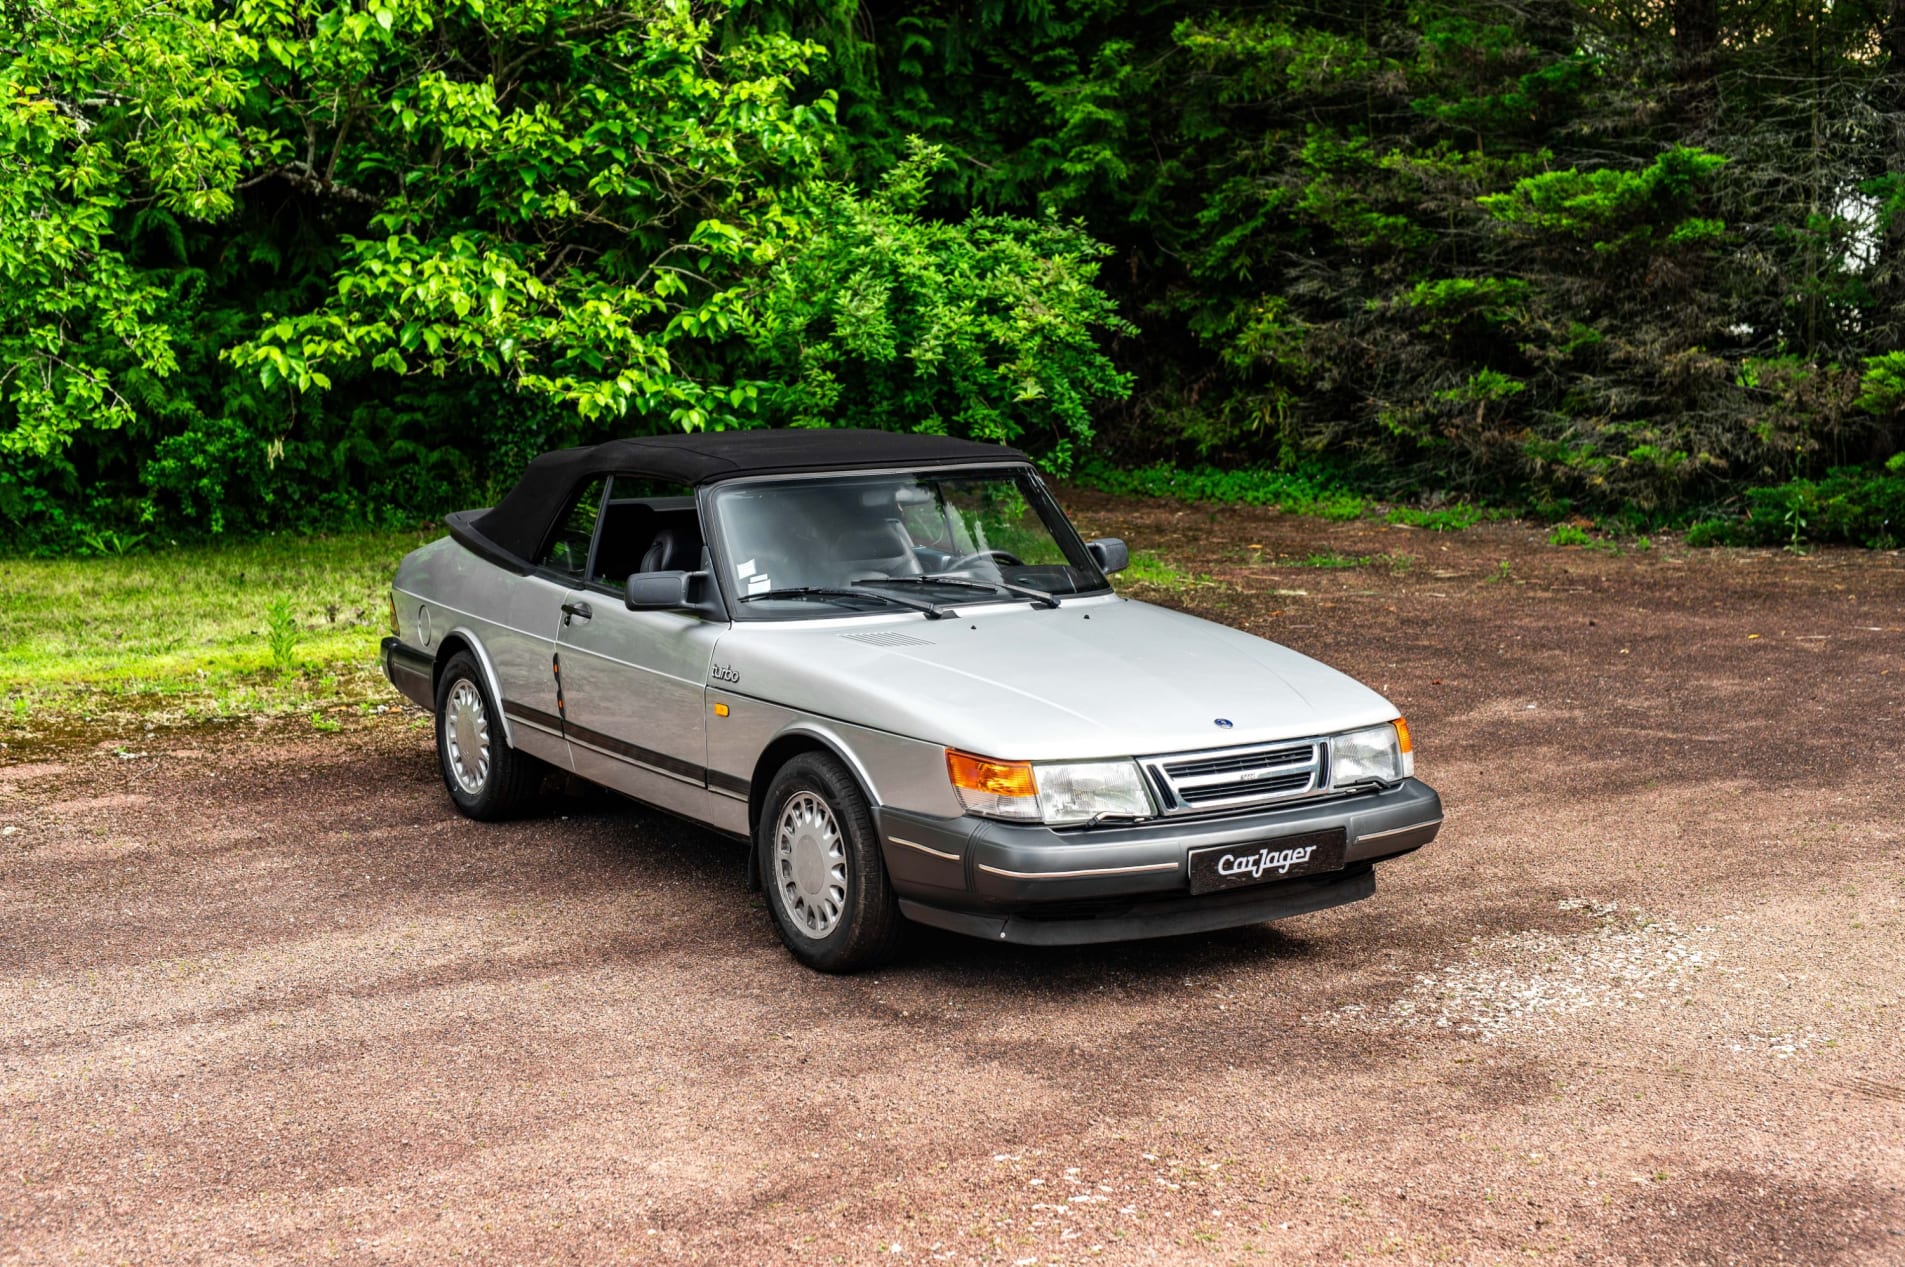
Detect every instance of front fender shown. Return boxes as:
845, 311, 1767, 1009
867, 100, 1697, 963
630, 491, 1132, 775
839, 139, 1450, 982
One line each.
710, 690, 967, 825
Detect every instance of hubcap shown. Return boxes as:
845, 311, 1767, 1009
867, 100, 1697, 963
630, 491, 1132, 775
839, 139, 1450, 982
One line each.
774, 791, 847, 938
445, 678, 490, 795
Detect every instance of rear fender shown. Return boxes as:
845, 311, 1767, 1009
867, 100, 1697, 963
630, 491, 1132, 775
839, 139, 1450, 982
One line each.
434, 625, 515, 749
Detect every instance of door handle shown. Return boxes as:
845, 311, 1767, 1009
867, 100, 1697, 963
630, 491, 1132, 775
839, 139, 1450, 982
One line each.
561, 600, 593, 624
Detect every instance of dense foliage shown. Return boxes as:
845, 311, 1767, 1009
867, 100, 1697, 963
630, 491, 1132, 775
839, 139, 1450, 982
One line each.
770, 0, 1905, 541
7, 0, 1905, 548
0, 0, 1127, 545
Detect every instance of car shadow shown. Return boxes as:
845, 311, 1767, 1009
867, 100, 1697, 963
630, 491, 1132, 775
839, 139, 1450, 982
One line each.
898, 919, 1321, 984
550, 787, 1331, 994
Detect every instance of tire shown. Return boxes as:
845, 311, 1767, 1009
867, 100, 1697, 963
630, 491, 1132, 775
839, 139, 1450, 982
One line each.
434, 653, 545, 821
757, 752, 903, 972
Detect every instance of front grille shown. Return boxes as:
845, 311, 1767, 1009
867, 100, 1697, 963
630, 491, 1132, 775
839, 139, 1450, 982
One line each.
1175, 771, 1312, 804
1142, 739, 1327, 816
1163, 747, 1312, 781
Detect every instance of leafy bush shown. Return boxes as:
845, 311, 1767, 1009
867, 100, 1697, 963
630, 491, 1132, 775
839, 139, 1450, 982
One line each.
1737, 467, 1905, 549
749, 145, 1133, 470
1683, 519, 1739, 547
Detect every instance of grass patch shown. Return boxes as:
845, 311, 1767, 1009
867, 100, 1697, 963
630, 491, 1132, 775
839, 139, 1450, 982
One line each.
1546, 523, 1621, 551
0, 529, 435, 733
1385, 504, 1494, 532
1119, 549, 1202, 590
1292, 551, 1372, 569
1072, 456, 1903, 550
1072, 460, 1515, 532
1073, 460, 1370, 521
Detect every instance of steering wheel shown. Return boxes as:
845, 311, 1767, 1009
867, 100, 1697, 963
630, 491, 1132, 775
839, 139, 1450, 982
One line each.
944, 549, 1023, 571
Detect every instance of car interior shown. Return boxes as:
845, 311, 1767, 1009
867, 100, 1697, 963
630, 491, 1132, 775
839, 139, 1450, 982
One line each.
713, 484, 946, 593
577, 477, 1088, 605
589, 495, 707, 589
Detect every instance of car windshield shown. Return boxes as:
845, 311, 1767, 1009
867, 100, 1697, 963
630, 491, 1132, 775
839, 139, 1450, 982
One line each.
710, 467, 1109, 618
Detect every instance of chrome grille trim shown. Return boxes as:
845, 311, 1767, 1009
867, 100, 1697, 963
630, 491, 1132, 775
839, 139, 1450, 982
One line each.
1140, 737, 1328, 816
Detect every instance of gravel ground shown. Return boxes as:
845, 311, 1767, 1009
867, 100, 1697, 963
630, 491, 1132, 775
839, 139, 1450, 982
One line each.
2, 502, 1903, 1265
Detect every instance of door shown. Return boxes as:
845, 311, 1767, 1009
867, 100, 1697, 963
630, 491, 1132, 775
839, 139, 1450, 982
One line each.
554, 477, 724, 813
481, 477, 613, 768
484, 572, 573, 768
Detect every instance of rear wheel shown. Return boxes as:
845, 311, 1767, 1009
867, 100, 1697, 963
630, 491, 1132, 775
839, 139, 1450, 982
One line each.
434, 653, 544, 820
758, 752, 903, 972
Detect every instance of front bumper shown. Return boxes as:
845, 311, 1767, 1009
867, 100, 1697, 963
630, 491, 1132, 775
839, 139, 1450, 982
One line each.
382, 636, 435, 709
874, 778, 1441, 945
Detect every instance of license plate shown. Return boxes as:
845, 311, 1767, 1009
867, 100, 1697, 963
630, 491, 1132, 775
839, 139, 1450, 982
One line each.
1188, 828, 1347, 895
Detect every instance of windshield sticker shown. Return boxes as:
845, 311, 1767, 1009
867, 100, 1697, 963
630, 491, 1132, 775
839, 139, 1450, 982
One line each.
736, 558, 757, 578
746, 573, 772, 595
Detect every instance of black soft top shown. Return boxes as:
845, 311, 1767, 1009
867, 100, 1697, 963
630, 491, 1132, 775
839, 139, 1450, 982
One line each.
457, 428, 1031, 569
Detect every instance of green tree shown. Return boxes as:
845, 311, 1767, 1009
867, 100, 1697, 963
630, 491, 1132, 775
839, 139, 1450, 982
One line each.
0, 0, 1132, 546
0, 0, 257, 528
751, 143, 1133, 467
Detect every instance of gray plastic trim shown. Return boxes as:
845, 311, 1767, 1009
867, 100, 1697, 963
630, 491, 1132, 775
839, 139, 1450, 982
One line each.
975, 860, 1181, 881
889, 835, 961, 862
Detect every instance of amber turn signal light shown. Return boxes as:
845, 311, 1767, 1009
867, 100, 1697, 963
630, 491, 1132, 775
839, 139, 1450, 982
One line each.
1394, 716, 1413, 754
945, 750, 1038, 798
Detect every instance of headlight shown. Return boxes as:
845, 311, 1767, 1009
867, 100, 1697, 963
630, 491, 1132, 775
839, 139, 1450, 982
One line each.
1033, 760, 1153, 825
1329, 720, 1413, 787
947, 751, 1153, 825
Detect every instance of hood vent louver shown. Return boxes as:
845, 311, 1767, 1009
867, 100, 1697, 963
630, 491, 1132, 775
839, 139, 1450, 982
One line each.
840, 630, 935, 648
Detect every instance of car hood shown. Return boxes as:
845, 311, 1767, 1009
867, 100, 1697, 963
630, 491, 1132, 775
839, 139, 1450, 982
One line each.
712, 596, 1398, 760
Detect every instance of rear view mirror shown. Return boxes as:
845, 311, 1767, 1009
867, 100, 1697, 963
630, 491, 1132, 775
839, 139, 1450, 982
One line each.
1086, 537, 1129, 574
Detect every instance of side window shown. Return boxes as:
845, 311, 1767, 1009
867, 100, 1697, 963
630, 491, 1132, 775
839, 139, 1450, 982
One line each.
588, 477, 700, 590
538, 477, 608, 581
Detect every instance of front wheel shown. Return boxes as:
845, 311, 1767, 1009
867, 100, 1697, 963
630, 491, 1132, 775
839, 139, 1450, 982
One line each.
434, 653, 545, 820
758, 752, 903, 972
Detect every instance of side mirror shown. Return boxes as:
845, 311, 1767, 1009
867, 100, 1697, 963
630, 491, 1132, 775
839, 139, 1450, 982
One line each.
625, 570, 727, 619
1086, 537, 1129, 574
625, 570, 690, 610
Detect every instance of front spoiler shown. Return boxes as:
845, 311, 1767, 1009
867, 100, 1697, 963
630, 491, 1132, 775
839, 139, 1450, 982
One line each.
874, 778, 1440, 945
899, 865, 1376, 946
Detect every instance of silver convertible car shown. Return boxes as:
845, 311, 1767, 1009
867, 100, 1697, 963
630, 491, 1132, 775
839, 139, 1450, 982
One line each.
382, 430, 1442, 970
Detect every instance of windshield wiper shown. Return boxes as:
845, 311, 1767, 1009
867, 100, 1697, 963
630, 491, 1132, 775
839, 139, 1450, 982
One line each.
859, 574, 1062, 610
740, 586, 951, 619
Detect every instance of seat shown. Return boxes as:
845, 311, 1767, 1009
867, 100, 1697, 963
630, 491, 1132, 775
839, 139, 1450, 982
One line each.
834, 520, 922, 580
640, 514, 702, 572
590, 503, 657, 585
